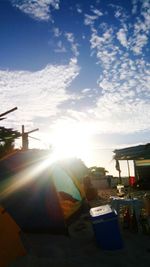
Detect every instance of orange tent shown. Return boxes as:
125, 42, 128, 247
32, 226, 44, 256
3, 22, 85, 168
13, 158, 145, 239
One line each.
0, 206, 26, 267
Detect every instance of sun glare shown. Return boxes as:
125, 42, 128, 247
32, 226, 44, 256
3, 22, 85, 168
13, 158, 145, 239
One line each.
0, 123, 93, 200
48, 123, 93, 162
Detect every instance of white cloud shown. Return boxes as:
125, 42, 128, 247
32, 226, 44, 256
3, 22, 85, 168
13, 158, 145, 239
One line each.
83, 5, 150, 135
117, 28, 128, 48
129, 0, 150, 54
115, 9, 122, 18
53, 27, 62, 37
92, 8, 103, 17
90, 28, 118, 70
90, 28, 114, 49
108, 1, 150, 54
92, 51, 150, 133
54, 40, 66, 53
132, 34, 148, 54
84, 13, 100, 26
93, 94, 150, 134
58, 1, 150, 135
81, 88, 92, 94
109, 4, 129, 24
50, 56, 150, 134
65, 32, 79, 57
11, 0, 59, 21
6, 0, 150, 137
0, 60, 79, 130
76, 4, 82, 14
132, 0, 138, 14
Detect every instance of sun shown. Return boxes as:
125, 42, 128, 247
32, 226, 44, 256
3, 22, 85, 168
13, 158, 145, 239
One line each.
47, 122, 93, 163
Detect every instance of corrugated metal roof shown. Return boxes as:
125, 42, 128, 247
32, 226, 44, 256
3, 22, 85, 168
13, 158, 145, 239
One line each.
113, 143, 150, 160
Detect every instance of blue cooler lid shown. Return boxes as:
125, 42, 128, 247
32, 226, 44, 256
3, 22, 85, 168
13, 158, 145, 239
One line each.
90, 205, 117, 221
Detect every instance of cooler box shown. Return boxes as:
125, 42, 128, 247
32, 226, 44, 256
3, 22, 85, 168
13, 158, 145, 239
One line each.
90, 205, 123, 250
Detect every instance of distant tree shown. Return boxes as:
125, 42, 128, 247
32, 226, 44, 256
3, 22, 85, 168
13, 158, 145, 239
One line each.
0, 127, 20, 158
88, 166, 108, 178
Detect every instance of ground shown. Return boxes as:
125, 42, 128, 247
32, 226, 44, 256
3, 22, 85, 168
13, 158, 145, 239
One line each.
10, 188, 150, 267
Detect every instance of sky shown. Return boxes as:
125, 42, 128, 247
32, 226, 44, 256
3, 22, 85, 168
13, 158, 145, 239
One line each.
0, 0, 150, 176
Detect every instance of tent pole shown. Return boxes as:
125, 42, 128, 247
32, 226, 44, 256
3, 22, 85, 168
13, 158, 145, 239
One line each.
118, 169, 122, 184
127, 160, 131, 198
115, 159, 122, 184
127, 160, 130, 177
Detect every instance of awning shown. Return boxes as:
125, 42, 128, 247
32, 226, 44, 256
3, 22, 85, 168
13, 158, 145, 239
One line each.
113, 143, 150, 160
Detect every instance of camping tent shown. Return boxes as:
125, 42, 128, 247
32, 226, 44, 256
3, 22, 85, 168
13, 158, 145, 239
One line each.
0, 206, 26, 267
113, 143, 150, 188
0, 150, 87, 233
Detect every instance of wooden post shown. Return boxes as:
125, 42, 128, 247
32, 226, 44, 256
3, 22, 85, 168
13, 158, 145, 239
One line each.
21, 125, 39, 150
22, 125, 28, 150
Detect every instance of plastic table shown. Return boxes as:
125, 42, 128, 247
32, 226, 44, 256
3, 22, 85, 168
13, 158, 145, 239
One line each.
110, 196, 143, 230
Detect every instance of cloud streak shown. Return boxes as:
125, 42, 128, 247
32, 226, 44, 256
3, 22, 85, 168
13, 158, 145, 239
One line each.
11, 0, 60, 21
0, 60, 79, 130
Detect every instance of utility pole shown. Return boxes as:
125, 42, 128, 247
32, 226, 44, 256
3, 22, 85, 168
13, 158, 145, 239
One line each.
21, 125, 39, 150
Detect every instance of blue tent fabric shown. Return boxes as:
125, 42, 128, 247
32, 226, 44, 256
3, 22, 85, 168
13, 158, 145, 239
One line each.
51, 164, 82, 201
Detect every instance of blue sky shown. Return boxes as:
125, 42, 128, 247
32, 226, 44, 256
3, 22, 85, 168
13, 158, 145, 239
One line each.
0, 0, 150, 175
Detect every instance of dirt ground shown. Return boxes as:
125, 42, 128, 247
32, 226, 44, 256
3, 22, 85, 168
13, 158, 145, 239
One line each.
10, 188, 150, 267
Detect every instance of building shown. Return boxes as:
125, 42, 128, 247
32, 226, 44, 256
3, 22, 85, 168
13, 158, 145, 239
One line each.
113, 143, 150, 189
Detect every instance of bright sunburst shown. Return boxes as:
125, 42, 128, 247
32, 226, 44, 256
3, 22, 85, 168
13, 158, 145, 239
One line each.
47, 122, 93, 162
